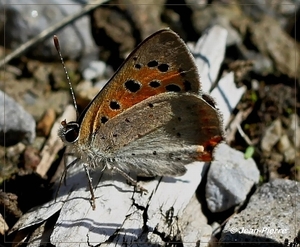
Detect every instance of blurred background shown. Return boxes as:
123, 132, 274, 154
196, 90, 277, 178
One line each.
0, 0, 299, 245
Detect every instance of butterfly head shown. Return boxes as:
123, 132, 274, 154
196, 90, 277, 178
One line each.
58, 120, 80, 144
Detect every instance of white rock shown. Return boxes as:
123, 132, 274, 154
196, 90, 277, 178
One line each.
206, 143, 260, 212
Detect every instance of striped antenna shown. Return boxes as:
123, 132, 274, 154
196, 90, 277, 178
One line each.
53, 35, 79, 119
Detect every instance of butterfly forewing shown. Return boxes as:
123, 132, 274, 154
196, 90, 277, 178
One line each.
78, 29, 202, 145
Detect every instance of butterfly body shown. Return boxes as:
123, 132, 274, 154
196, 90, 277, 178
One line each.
58, 29, 224, 189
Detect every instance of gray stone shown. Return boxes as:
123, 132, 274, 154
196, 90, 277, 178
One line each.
0, 0, 97, 60
206, 143, 260, 212
219, 179, 300, 246
82, 60, 107, 81
0, 90, 36, 146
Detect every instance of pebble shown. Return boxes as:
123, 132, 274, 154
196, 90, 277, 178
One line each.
219, 179, 300, 246
206, 143, 260, 213
261, 119, 282, 153
0, 0, 97, 60
0, 90, 36, 146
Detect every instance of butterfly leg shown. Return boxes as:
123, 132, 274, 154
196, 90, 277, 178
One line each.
111, 166, 148, 193
83, 164, 96, 210
55, 156, 80, 202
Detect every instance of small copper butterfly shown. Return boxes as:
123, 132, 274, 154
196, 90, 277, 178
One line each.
57, 29, 224, 206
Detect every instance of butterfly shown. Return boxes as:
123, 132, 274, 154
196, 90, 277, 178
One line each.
57, 28, 224, 207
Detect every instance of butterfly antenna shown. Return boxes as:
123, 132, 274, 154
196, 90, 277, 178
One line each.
53, 35, 79, 119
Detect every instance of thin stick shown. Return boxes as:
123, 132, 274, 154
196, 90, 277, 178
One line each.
237, 124, 253, 146
0, 0, 109, 68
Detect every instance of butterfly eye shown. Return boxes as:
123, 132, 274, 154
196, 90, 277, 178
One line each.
64, 122, 80, 143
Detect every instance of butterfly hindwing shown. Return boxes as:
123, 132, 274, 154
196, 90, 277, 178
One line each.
91, 93, 224, 176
